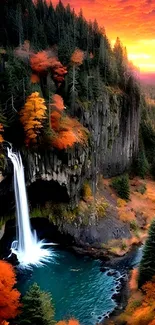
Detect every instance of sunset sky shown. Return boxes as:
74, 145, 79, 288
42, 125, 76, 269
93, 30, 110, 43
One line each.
52, 0, 155, 76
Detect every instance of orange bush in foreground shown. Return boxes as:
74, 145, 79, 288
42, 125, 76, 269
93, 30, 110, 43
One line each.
0, 261, 20, 323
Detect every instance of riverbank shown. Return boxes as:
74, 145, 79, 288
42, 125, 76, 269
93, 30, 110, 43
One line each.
101, 247, 142, 325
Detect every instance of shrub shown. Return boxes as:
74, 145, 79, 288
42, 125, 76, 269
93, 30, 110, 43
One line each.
130, 220, 139, 232
121, 240, 128, 251
82, 181, 92, 200
136, 183, 147, 195
96, 200, 109, 218
112, 174, 130, 200
117, 198, 127, 207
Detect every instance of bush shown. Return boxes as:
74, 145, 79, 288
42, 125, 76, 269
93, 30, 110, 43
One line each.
136, 183, 147, 195
112, 174, 130, 200
82, 181, 92, 200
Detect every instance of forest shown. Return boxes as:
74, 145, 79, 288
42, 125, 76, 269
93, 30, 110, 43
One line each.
0, 0, 140, 155
1, 1, 155, 325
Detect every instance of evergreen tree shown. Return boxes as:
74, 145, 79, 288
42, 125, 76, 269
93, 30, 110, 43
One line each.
136, 148, 149, 179
17, 283, 55, 325
112, 174, 130, 200
113, 37, 127, 87
139, 219, 155, 287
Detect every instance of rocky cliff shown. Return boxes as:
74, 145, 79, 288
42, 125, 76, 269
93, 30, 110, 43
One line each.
21, 85, 140, 205
0, 85, 140, 247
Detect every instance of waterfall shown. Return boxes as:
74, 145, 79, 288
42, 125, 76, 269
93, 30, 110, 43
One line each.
7, 148, 54, 267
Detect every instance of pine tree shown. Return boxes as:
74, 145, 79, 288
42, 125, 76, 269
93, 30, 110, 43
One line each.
112, 174, 130, 200
18, 283, 55, 325
139, 219, 155, 287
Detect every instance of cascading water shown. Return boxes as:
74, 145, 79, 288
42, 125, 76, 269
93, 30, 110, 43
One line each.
7, 148, 55, 267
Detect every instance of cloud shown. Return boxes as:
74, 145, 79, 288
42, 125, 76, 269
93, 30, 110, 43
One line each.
51, 0, 155, 72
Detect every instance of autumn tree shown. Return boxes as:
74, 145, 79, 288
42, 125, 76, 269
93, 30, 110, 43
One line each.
139, 219, 155, 287
18, 283, 55, 325
30, 50, 67, 87
0, 260, 20, 324
50, 94, 88, 149
20, 92, 47, 146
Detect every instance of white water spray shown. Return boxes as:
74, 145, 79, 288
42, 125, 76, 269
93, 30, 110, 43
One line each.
7, 148, 56, 268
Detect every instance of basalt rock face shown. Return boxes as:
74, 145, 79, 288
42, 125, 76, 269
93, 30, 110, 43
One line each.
22, 87, 140, 204
0, 87, 140, 227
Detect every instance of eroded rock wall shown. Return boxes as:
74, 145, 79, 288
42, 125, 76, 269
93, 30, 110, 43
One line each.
0, 86, 140, 214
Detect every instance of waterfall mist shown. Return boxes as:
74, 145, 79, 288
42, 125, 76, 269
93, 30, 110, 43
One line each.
7, 148, 55, 267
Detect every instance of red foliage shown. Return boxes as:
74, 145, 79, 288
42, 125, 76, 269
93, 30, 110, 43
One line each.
71, 49, 84, 66
51, 111, 61, 131
30, 50, 67, 86
0, 261, 20, 323
30, 51, 53, 72
50, 95, 88, 149
51, 94, 65, 112
31, 74, 40, 84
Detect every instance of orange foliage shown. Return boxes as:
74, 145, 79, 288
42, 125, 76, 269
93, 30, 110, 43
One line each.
118, 208, 135, 223
30, 51, 54, 72
51, 111, 61, 131
71, 49, 84, 66
149, 320, 155, 325
128, 305, 153, 325
142, 277, 155, 303
56, 320, 80, 325
51, 94, 65, 112
117, 278, 155, 325
68, 320, 80, 325
129, 268, 139, 291
50, 95, 88, 150
1, 321, 9, 325
31, 74, 40, 84
30, 50, 67, 86
20, 92, 47, 146
0, 123, 4, 143
0, 261, 20, 323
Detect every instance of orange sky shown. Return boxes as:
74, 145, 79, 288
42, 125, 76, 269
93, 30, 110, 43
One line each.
51, 0, 155, 74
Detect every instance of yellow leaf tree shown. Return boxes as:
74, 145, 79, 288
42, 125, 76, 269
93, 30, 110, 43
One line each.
20, 92, 47, 146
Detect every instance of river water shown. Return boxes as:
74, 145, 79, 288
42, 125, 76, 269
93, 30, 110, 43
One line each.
17, 246, 142, 325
